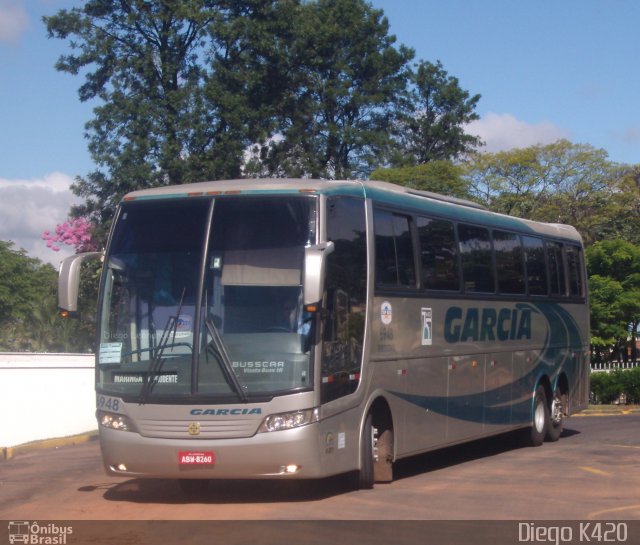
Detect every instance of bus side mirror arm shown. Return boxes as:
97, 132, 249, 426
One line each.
303, 242, 334, 306
58, 252, 102, 314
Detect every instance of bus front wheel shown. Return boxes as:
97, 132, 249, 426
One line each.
356, 412, 393, 489
357, 413, 376, 489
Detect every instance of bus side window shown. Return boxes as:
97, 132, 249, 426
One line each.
493, 230, 525, 295
522, 236, 548, 295
547, 241, 565, 296
565, 245, 585, 298
374, 209, 416, 287
458, 223, 494, 293
417, 216, 460, 291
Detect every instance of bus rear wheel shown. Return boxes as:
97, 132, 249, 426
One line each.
545, 391, 564, 442
524, 385, 549, 447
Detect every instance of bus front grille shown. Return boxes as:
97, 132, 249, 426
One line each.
136, 418, 259, 439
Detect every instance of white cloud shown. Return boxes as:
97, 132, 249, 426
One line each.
617, 127, 640, 145
0, 0, 29, 44
0, 172, 82, 266
467, 112, 570, 153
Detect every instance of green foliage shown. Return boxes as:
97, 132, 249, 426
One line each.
586, 239, 640, 363
590, 371, 624, 404
45, 0, 293, 231
390, 60, 482, 166
465, 140, 628, 245
0, 241, 55, 329
603, 165, 640, 245
47, 0, 483, 200
590, 368, 640, 405
246, 0, 414, 179
0, 241, 93, 352
370, 160, 472, 199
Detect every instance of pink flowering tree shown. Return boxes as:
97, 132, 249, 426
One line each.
42, 217, 98, 253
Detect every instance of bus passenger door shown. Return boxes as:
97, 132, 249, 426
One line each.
320, 197, 367, 405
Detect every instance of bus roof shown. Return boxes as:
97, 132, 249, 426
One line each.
122, 178, 582, 243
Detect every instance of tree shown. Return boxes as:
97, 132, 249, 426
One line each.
610, 164, 640, 244
586, 239, 640, 363
0, 241, 55, 332
465, 140, 628, 245
0, 240, 95, 352
45, 0, 294, 228
245, 0, 413, 179
42, 217, 97, 253
370, 160, 473, 199
390, 60, 482, 166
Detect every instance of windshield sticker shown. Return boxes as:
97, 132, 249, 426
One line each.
175, 314, 193, 338
381, 301, 393, 325
421, 307, 433, 346
112, 373, 178, 384
99, 342, 122, 364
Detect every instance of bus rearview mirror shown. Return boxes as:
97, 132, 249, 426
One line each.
303, 242, 334, 305
58, 252, 102, 313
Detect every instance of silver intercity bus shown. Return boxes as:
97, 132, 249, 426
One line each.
59, 179, 589, 490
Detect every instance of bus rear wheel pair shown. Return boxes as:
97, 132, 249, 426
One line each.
525, 385, 564, 447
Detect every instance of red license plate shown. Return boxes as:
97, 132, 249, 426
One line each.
178, 451, 215, 465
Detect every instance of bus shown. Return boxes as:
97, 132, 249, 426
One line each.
58, 178, 589, 490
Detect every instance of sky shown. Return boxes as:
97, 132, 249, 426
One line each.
0, 0, 639, 266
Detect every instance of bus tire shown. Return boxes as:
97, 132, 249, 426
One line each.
545, 391, 564, 442
357, 413, 375, 489
525, 385, 549, 447
373, 427, 394, 483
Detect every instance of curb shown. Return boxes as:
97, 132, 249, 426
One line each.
1, 430, 99, 461
574, 408, 640, 417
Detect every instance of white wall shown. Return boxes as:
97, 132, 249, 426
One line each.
0, 353, 96, 448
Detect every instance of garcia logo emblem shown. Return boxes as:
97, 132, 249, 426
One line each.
381, 301, 393, 325
421, 307, 432, 346
188, 422, 201, 436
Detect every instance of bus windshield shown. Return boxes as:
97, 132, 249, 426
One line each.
97, 196, 316, 402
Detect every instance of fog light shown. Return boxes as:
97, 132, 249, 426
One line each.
117, 463, 127, 471
284, 464, 301, 474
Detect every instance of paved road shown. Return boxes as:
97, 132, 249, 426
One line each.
1, 414, 639, 521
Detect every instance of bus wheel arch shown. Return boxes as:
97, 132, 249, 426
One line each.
357, 396, 394, 488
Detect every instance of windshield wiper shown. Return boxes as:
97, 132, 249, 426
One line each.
205, 317, 248, 403
139, 288, 186, 404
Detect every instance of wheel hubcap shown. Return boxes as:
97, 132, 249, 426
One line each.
534, 400, 545, 432
551, 396, 563, 425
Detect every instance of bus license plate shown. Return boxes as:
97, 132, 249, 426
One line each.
178, 451, 215, 465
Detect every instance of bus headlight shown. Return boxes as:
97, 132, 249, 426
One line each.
98, 411, 134, 432
259, 408, 319, 433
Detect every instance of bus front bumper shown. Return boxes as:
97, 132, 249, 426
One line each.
99, 424, 330, 480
